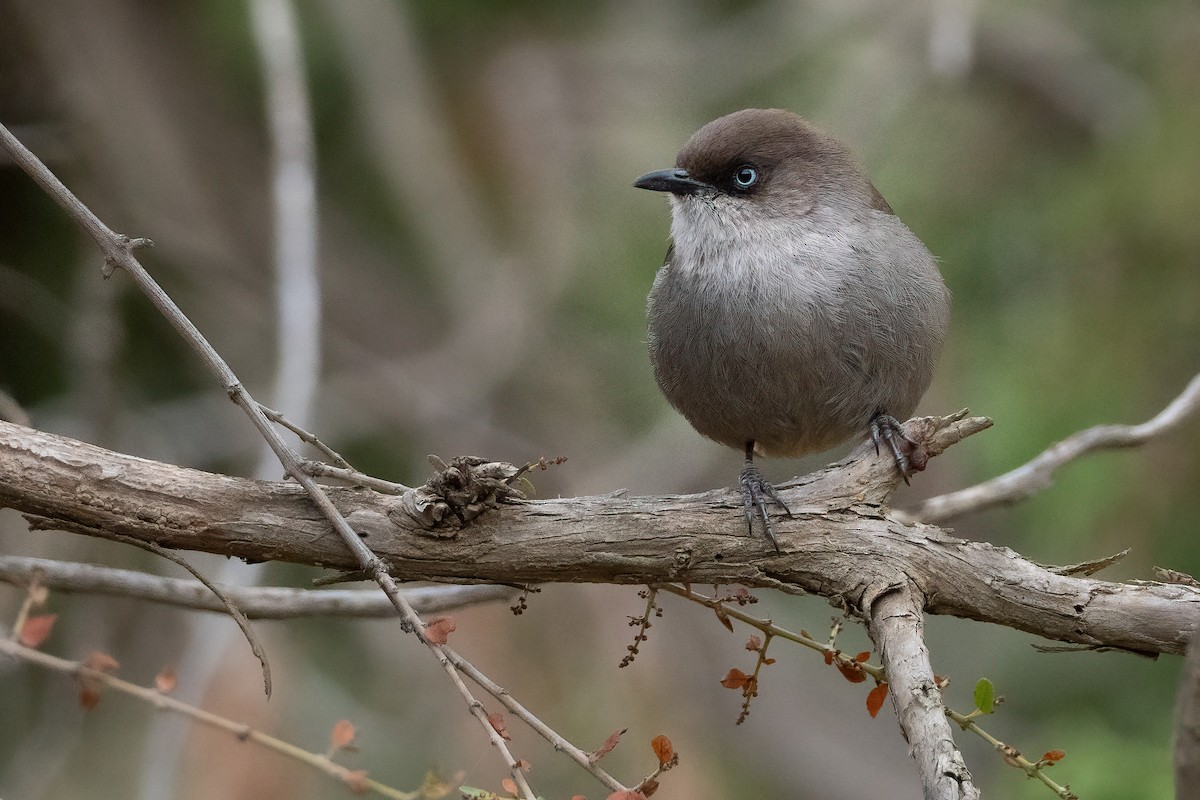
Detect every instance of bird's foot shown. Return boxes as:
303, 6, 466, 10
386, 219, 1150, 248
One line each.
869, 412, 924, 484
740, 460, 792, 550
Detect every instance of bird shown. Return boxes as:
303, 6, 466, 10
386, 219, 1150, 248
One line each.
634, 108, 950, 548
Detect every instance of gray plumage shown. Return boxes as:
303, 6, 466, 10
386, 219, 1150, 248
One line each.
640, 109, 950, 461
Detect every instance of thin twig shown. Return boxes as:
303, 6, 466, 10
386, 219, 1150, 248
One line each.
665, 583, 1076, 799
442, 645, 629, 794
946, 709, 1077, 799
901, 372, 1200, 524
106, 534, 272, 697
0, 638, 416, 799
0, 121, 540, 800
0, 556, 514, 619
299, 458, 408, 494
260, 404, 353, 470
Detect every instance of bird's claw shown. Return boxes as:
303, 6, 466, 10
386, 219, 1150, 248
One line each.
740, 461, 792, 550
870, 412, 918, 484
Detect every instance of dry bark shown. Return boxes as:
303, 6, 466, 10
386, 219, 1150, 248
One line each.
2, 415, 1196, 658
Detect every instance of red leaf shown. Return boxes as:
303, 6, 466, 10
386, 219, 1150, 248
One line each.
343, 769, 370, 794
423, 616, 456, 645
823, 650, 834, 665
501, 777, 518, 795
855, 651, 871, 662
720, 668, 749, 689
19, 614, 57, 648
866, 683, 889, 718
589, 728, 626, 763
836, 661, 867, 684
745, 635, 762, 651
1041, 750, 1066, 764
330, 719, 357, 750
650, 734, 674, 765
155, 667, 177, 694
488, 712, 512, 741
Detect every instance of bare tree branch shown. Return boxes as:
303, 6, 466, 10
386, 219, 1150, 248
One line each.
0, 119, 564, 800
0, 638, 416, 799
867, 582, 979, 800
900, 373, 1200, 525
3, 417, 1196, 658
1176, 623, 1200, 795
0, 556, 514, 619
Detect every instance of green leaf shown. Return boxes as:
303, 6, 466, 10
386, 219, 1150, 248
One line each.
974, 678, 995, 714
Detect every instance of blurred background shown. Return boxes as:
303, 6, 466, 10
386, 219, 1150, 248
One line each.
1, 1, 1198, 798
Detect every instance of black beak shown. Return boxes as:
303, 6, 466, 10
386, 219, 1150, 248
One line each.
634, 168, 711, 196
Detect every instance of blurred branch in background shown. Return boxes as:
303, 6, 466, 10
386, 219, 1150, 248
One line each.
139, 0, 323, 793
0, 556, 515, 618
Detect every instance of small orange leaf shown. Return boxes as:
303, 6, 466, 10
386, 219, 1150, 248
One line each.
514, 759, 531, 772
855, 651, 871, 662
155, 667, 177, 694
589, 728, 626, 763
720, 668, 749, 689
1041, 750, 1066, 764
343, 769, 370, 794
866, 683, 889, 718
423, 616, 456, 645
19, 614, 57, 648
763, 657, 776, 665
745, 635, 762, 651
836, 661, 867, 684
501, 777, 518, 795
823, 650, 834, 665
650, 734, 673, 765
488, 712, 512, 741
330, 719, 357, 750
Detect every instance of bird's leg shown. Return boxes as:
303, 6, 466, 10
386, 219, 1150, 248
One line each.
869, 411, 918, 484
739, 440, 792, 550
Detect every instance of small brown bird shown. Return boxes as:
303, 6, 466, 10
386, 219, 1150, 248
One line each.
634, 109, 949, 546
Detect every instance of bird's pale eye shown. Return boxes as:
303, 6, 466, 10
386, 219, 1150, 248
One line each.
732, 165, 758, 189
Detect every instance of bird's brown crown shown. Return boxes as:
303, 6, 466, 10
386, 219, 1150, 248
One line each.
676, 108, 892, 213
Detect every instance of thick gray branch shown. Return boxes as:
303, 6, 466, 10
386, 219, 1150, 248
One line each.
1176, 623, 1200, 795
1, 417, 1196, 655
868, 583, 979, 800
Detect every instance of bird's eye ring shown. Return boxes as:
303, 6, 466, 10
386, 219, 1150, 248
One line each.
733, 165, 758, 189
